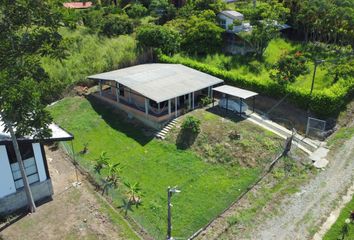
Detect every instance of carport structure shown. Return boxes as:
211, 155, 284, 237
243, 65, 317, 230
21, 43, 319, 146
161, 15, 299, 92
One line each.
212, 85, 258, 115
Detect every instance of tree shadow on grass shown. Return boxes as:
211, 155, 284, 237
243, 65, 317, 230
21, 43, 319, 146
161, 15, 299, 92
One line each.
176, 129, 199, 150
87, 95, 154, 146
205, 106, 246, 125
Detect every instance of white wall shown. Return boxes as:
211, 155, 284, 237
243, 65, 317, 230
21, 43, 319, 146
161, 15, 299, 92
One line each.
0, 145, 16, 198
32, 143, 47, 182
218, 14, 235, 30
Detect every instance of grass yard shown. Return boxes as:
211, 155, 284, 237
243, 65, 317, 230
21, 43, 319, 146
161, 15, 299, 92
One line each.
323, 196, 354, 240
48, 96, 284, 239
172, 38, 334, 91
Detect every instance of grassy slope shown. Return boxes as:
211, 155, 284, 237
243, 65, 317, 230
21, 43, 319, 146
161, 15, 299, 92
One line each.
42, 27, 137, 91
49, 97, 281, 239
323, 196, 354, 240
174, 38, 333, 91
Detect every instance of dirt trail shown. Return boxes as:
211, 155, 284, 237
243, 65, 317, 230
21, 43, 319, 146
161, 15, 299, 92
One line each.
249, 134, 354, 239
0, 147, 137, 240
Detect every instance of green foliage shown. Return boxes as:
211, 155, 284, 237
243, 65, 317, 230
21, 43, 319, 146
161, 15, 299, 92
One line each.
323, 196, 354, 240
270, 51, 309, 85
0, 0, 65, 138
94, 151, 110, 173
159, 54, 353, 116
149, 0, 176, 24
126, 3, 148, 18
180, 11, 224, 55
191, 0, 226, 13
136, 24, 180, 55
41, 28, 137, 102
100, 14, 134, 37
124, 181, 143, 205
200, 96, 213, 107
181, 116, 201, 134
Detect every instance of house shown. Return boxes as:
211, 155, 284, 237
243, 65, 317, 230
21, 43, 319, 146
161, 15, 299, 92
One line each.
63, 1, 93, 9
217, 10, 290, 55
0, 123, 73, 216
88, 64, 224, 129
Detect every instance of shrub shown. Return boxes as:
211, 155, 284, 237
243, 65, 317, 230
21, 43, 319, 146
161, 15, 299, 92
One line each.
100, 14, 134, 37
181, 116, 201, 134
126, 3, 148, 18
200, 96, 212, 107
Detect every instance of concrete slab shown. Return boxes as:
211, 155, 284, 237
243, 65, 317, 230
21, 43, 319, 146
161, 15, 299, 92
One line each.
314, 158, 329, 169
309, 147, 329, 162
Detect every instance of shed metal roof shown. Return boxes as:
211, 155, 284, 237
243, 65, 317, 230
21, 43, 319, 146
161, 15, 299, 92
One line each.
218, 10, 244, 20
88, 64, 224, 103
213, 85, 258, 99
0, 122, 73, 143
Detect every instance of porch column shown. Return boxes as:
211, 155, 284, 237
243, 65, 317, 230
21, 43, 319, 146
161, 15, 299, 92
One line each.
115, 83, 119, 103
110, 82, 114, 95
192, 92, 195, 109
168, 99, 171, 115
239, 98, 242, 116
99, 80, 102, 96
158, 102, 160, 112
188, 93, 192, 110
175, 97, 178, 117
208, 87, 211, 97
145, 98, 149, 115
128, 89, 132, 103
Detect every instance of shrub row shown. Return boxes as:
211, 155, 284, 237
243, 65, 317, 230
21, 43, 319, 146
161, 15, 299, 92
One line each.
159, 54, 353, 117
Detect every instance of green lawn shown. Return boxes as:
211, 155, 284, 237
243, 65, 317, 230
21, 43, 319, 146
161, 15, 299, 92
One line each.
323, 196, 354, 240
174, 38, 333, 91
49, 96, 282, 239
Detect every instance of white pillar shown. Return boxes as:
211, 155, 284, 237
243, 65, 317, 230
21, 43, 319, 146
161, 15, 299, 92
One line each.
99, 80, 102, 96
175, 97, 178, 117
145, 98, 149, 115
115, 86, 119, 103
168, 99, 171, 115
0, 145, 16, 197
192, 92, 195, 109
128, 89, 132, 103
158, 102, 160, 112
32, 143, 47, 182
188, 93, 191, 110
208, 87, 211, 97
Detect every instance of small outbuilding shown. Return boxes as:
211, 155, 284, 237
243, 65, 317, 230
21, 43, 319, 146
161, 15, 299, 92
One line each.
0, 122, 73, 216
88, 64, 224, 129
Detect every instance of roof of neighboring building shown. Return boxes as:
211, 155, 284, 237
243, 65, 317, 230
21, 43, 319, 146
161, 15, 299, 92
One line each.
88, 64, 224, 103
218, 10, 244, 20
0, 122, 74, 143
213, 85, 258, 99
63, 1, 93, 9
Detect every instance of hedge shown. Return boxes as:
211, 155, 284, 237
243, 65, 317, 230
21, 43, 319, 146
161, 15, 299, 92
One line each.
159, 54, 353, 117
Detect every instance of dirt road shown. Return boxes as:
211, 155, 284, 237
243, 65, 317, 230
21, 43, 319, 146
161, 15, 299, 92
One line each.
0, 147, 138, 240
245, 134, 354, 239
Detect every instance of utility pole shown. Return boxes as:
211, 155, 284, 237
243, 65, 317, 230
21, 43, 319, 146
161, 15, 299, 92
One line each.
310, 60, 325, 97
167, 186, 181, 240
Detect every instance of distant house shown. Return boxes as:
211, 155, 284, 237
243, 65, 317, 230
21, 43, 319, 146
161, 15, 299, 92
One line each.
88, 64, 224, 129
217, 10, 290, 55
63, 1, 93, 9
0, 123, 73, 216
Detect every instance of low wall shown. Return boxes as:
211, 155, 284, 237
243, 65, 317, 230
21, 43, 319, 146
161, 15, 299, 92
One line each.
92, 93, 179, 129
0, 179, 53, 216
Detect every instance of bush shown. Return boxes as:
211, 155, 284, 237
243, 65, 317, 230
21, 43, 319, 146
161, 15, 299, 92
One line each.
181, 116, 201, 134
200, 96, 212, 107
126, 3, 148, 18
100, 14, 134, 37
159, 54, 353, 117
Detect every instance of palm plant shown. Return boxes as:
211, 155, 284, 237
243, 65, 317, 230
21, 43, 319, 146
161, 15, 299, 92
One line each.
94, 151, 109, 174
101, 162, 121, 195
124, 181, 142, 205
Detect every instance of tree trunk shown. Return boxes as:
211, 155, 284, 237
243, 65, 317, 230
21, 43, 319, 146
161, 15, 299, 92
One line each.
7, 123, 36, 213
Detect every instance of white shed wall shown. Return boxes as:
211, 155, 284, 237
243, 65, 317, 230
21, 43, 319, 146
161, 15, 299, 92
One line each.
0, 145, 16, 198
32, 143, 47, 182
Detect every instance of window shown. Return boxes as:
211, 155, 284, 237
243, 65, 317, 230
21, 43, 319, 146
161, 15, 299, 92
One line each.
5, 143, 39, 189
220, 19, 226, 29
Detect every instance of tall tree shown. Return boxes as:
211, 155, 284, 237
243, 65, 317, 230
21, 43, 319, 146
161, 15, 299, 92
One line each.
0, 0, 63, 213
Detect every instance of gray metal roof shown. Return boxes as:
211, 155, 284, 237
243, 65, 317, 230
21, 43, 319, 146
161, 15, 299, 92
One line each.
88, 64, 224, 103
0, 121, 73, 142
218, 10, 244, 20
213, 85, 258, 99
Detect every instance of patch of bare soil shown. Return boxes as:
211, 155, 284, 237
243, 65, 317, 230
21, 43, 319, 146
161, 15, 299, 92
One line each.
0, 147, 135, 240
